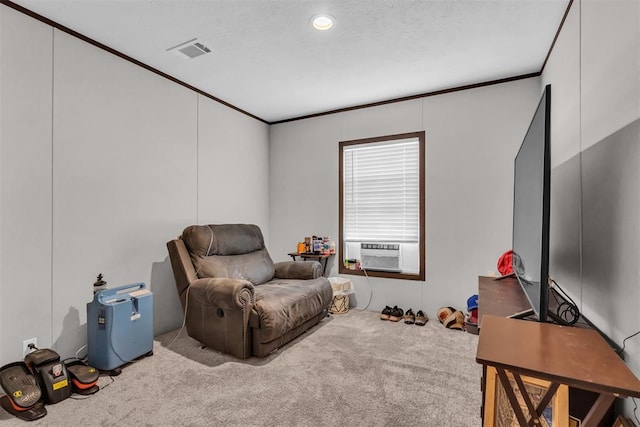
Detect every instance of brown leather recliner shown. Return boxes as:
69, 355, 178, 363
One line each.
166, 224, 333, 359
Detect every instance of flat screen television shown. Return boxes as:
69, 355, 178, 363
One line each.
511, 84, 551, 322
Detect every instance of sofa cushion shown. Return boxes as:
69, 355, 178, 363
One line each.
198, 248, 275, 285
182, 224, 266, 256
250, 278, 332, 343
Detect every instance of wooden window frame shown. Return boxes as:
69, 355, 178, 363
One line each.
338, 131, 425, 281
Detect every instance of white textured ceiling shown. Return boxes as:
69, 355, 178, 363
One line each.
10, 0, 569, 123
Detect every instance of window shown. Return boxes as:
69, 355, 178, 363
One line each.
339, 131, 425, 280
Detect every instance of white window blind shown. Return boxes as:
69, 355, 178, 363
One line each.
343, 137, 420, 243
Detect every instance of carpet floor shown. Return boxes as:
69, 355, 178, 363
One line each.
0, 310, 481, 426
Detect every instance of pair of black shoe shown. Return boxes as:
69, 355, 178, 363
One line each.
380, 305, 404, 322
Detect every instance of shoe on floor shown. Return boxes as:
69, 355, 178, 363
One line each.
415, 310, 428, 326
437, 306, 456, 324
380, 305, 392, 320
389, 306, 404, 322
444, 310, 465, 330
404, 309, 415, 324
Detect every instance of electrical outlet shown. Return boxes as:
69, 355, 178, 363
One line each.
22, 338, 37, 358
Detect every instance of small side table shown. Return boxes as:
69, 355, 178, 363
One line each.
288, 252, 333, 276
476, 315, 640, 427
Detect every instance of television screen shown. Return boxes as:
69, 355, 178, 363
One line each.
512, 84, 551, 322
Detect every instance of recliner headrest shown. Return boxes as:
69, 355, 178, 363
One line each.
182, 224, 265, 256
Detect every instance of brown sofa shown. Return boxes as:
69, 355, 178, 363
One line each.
167, 224, 332, 358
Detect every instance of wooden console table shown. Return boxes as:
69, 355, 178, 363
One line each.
478, 275, 530, 326
477, 315, 640, 427
287, 252, 333, 276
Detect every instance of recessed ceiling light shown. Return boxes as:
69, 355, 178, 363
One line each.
311, 14, 335, 31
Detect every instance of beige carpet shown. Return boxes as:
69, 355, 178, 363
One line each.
0, 310, 481, 426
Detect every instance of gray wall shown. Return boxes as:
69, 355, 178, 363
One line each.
0, 5, 54, 365
269, 79, 541, 318
0, 5, 269, 365
542, 0, 640, 417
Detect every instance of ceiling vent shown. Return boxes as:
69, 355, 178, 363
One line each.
166, 38, 211, 59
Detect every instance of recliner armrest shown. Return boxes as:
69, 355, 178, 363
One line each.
188, 277, 255, 310
274, 261, 322, 280
186, 277, 255, 359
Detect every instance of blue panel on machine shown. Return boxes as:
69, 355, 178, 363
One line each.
87, 283, 153, 371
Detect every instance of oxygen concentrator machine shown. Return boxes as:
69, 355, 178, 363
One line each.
87, 283, 153, 372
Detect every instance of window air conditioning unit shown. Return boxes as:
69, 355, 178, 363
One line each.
360, 243, 401, 272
